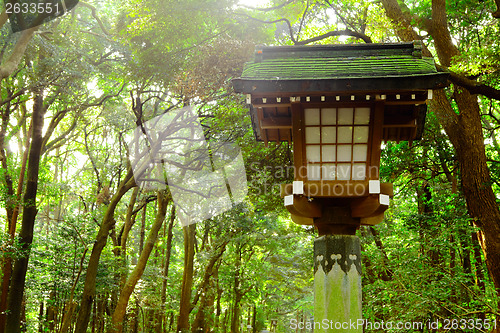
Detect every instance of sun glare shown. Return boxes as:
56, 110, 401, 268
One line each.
238, 0, 270, 8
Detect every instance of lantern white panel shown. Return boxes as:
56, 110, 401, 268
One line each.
293, 181, 304, 195
354, 108, 370, 124
353, 127, 369, 143
306, 146, 321, 162
304, 108, 320, 125
353, 145, 368, 161
337, 127, 353, 143
380, 194, 390, 206
338, 108, 353, 124
323, 164, 336, 180
321, 145, 336, 162
321, 127, 336, 143
305, 127, 320, 143
337, 163, 351, 180
369, 180, 380, 194
307, 164, 321, 180
352, 164, 366, 180
321, 108, 336, 125
337, 145, 352, 161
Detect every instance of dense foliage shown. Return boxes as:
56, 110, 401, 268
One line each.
1, 0, 500, 332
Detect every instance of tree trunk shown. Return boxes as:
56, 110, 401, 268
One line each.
129, 299, 139, 333
190, 282, 215, 333
47, 290, 57, 332
20, 296, 26, 332
59, 248, 88, 333
161, 207, 175, 331
0, 27, 37, 80
118, 187, 139, 287
214, 277, 222, 332
4, 90, 45, 333
191, 243, 227, 333
472, 231, 486, 292
0, 92, 15, 224
432, 88, 500, 295
0, 96, 15, 333
96, 296, 105, 333
252, 304, 257, 333
109, 192, 169, 333
139, 203, 146, 256
176, 223, 196, 332
368, 226, 392, 281
38, 301, 44, 333
458, 230, 472, 277
108, 187, 139, 315
91, 301, 96, 333
231, 246, 243, 333
73, 169, 134, 333
381, 0, 500, 300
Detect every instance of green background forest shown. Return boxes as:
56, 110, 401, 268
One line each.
1, 0, 500, 332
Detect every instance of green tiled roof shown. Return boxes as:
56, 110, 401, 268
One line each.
233, 42, 448, 93
241, 55, 438, 80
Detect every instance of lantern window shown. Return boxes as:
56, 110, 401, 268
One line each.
304, 107, 371, 181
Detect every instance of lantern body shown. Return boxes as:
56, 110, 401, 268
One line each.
233, 42, 449, 228
286, 101, 387, 202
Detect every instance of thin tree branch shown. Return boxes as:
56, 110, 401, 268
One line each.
295, 29, 372, 44
77, 1, 111, 35
236, 11, 373, 45
238, 0, 294, 12
296, 0, 310, 40
323, 0, 356, 31
0, 88, 26, 107
0, 26, 38, 81
380, 0, 428, 42
435, 64, 500, 101
0, 9, 8, 28
42, 115, 80, 154
492, 0, 500, 18
235, 13, 296, 43
83, 126, 102, 191
130, 195, 157, 216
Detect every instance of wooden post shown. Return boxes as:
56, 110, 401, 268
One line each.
313, 208, 362, 332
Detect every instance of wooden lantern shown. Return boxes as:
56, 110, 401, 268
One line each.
233, 42, 448, 232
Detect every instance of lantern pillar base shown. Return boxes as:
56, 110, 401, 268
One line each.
314, 206, 361, 236
314, 234, 363, 332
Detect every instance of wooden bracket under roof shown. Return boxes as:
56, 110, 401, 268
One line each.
234, 42, 449, 144
249, 92, 429, 143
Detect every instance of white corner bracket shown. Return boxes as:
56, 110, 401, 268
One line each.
379, 194, 390, 206
284, 195, 294, 207
428, 89, 433, 100
369, 180, 380, 194
246, 94, 251, 104
293, 181, 304, 195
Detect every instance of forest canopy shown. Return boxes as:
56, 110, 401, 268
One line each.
1, 0, 500, 332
